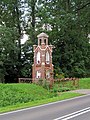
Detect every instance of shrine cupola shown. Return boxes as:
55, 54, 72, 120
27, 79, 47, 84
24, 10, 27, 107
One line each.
37, 32, 49, 46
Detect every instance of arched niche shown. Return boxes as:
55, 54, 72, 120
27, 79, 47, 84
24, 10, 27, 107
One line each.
46, 70, 50, 78
46, 51, 50, 64
36, 51, 40, 64
36, 71, 41, 78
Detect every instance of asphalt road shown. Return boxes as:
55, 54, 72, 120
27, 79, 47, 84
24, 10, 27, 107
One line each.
71, 111, 90, 120
0, 94, 90, 120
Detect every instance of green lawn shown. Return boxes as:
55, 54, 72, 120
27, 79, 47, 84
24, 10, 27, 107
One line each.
79, 78, 90, 89
0, 78, 90, 113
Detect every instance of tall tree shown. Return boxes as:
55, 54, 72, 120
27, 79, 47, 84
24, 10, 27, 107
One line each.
0, 0, 25, 82
0, 0, 90, 82
37, 0, 90, 77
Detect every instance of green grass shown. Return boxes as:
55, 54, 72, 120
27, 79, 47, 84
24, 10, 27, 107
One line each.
53, 78, 90, 92
0, 92, 82, 113
0, 78, 90, 113
0, 83, 55, 108
79, 78, 90, 89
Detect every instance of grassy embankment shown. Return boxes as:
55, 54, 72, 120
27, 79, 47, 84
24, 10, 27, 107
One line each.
0, 78, 90, 113
79, 78, 90, 89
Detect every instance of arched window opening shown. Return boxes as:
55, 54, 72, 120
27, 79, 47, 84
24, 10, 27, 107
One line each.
36, 52, 40, 64
46, 51, 50, 64
39, 39, 42, 45
44, 39, 46, 45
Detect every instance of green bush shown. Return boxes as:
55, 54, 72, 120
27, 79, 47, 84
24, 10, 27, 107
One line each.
55, 73, 65, 79
38, 79, 43, 86
42, 79, 50, 90
38, 79, 50, 90
52, 84, 71, 93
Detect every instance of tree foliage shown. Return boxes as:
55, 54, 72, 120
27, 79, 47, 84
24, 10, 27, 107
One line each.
0, 0, 90, 82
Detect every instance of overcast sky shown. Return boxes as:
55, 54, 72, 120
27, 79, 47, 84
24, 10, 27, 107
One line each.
21, 33, 28, 44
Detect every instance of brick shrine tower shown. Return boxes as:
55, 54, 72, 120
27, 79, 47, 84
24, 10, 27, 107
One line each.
32, 32, 54, 82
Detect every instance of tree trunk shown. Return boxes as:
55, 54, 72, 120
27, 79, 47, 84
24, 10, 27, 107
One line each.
66, 0, 70, 12
31, 0, 36, 43
15, 0, 22, 77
